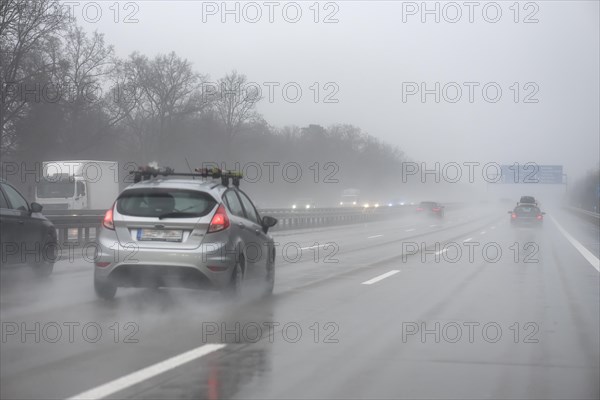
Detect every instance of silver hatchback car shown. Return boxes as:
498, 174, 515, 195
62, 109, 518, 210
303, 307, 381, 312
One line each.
93, 177, 277, 300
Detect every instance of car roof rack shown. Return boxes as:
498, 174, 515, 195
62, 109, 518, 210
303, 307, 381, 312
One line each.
131, 165, 243, 187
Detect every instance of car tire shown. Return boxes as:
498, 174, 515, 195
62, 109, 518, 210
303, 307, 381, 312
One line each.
224, 257, 244, 298
95, 279, 117, 300
33, 261, 54, 278
33, 239, 57, 278
263, 255, 275, 297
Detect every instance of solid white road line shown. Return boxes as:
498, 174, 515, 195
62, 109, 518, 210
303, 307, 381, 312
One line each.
480, 231, 486, 235
361, 270, 400, 285
435, 248, 448, 256
429, 224, 437, 227
463, 237, 473, 242
368, 234, 384, 239
66, 344, 227, 400
550, 216, 600, 272
405, 228, 416, 232
300, 244, 329, 250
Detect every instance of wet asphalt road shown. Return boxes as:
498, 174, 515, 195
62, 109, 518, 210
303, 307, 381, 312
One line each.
1, 205, 598, 399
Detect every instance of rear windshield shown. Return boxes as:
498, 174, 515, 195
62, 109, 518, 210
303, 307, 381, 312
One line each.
419, 202, 437, 207
515, 206, 540, 216
117, 189, 216, 218
520, 197, 536, 203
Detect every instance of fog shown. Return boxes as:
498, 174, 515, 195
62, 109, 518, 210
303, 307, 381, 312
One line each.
1, 2, 599, 400
75, 1, 599, 178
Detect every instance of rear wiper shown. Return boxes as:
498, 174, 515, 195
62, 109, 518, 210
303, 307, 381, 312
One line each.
158, 212, 200, 220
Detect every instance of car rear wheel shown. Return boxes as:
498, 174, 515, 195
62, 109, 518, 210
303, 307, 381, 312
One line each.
223, 257, 244, 298
33, 239, 56, 278
263, 258, 275, 297
33, 261, 54, 278
95, 279, 117, 300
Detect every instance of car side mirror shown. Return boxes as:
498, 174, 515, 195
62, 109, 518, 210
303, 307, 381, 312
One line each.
507, 210, 513, 214
30, 202, 43, 213
261, 215, 278, 233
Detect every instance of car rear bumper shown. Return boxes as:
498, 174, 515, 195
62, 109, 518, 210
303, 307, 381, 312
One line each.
94, 240, 237, 289
511, 219, 543, 227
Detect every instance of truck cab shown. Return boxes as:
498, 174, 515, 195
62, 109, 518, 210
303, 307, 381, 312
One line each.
35, 161, 119, 211
339, 188, 360, 207
36, 174, 87, 210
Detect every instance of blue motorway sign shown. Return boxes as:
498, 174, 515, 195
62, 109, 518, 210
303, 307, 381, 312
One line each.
499, 164, 563, 184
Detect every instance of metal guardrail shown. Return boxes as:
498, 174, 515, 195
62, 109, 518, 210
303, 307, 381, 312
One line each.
45, 203, 468, 247
44, 206, 416, 247
565, 206, 600, 221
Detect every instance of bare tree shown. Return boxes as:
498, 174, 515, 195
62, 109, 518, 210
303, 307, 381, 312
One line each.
0, 0, 70, 154
114, 52, 208, 158
62, 25, 114, 103
57, 25, 115, 152
213, 70, 262, 145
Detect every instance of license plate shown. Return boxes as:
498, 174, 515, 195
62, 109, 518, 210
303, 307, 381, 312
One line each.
137, 228, 183, 242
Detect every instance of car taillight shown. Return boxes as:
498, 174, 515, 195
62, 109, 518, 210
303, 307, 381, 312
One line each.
536, 214, 543, 220
208, 204, 230, 233
207, 265, 228, 272
416, 207, 423, 211
95, 261, 111, 268
432, 207, 440, 212
103, 207, 115, 230
511, 213, 517, 219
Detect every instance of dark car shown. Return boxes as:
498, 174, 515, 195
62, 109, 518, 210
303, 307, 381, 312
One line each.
0, 179, 57, 277
416, 201, 445, 217
509, 204, 545, 228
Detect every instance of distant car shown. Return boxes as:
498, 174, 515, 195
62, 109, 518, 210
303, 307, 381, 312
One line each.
416, 201, 445, 217
291, 198, 315, 210
94, 177, 278, 300
0, 179, 57, 277
509, 204, 544, 227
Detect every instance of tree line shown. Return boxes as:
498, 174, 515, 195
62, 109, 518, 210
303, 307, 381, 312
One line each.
569, 167, 600, 213
0, 1, 420, 205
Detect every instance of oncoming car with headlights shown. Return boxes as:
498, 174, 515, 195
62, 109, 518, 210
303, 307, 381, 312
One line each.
93, 167, 278, 300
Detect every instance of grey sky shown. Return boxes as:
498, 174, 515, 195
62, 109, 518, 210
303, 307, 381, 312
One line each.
75, 1, 599, 180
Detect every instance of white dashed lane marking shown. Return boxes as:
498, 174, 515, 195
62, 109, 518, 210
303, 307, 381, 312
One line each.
362, 270, 401, 285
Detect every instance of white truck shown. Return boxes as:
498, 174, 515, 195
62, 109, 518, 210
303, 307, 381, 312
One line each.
339, 188, 360, 207
35, 161, 120, 210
